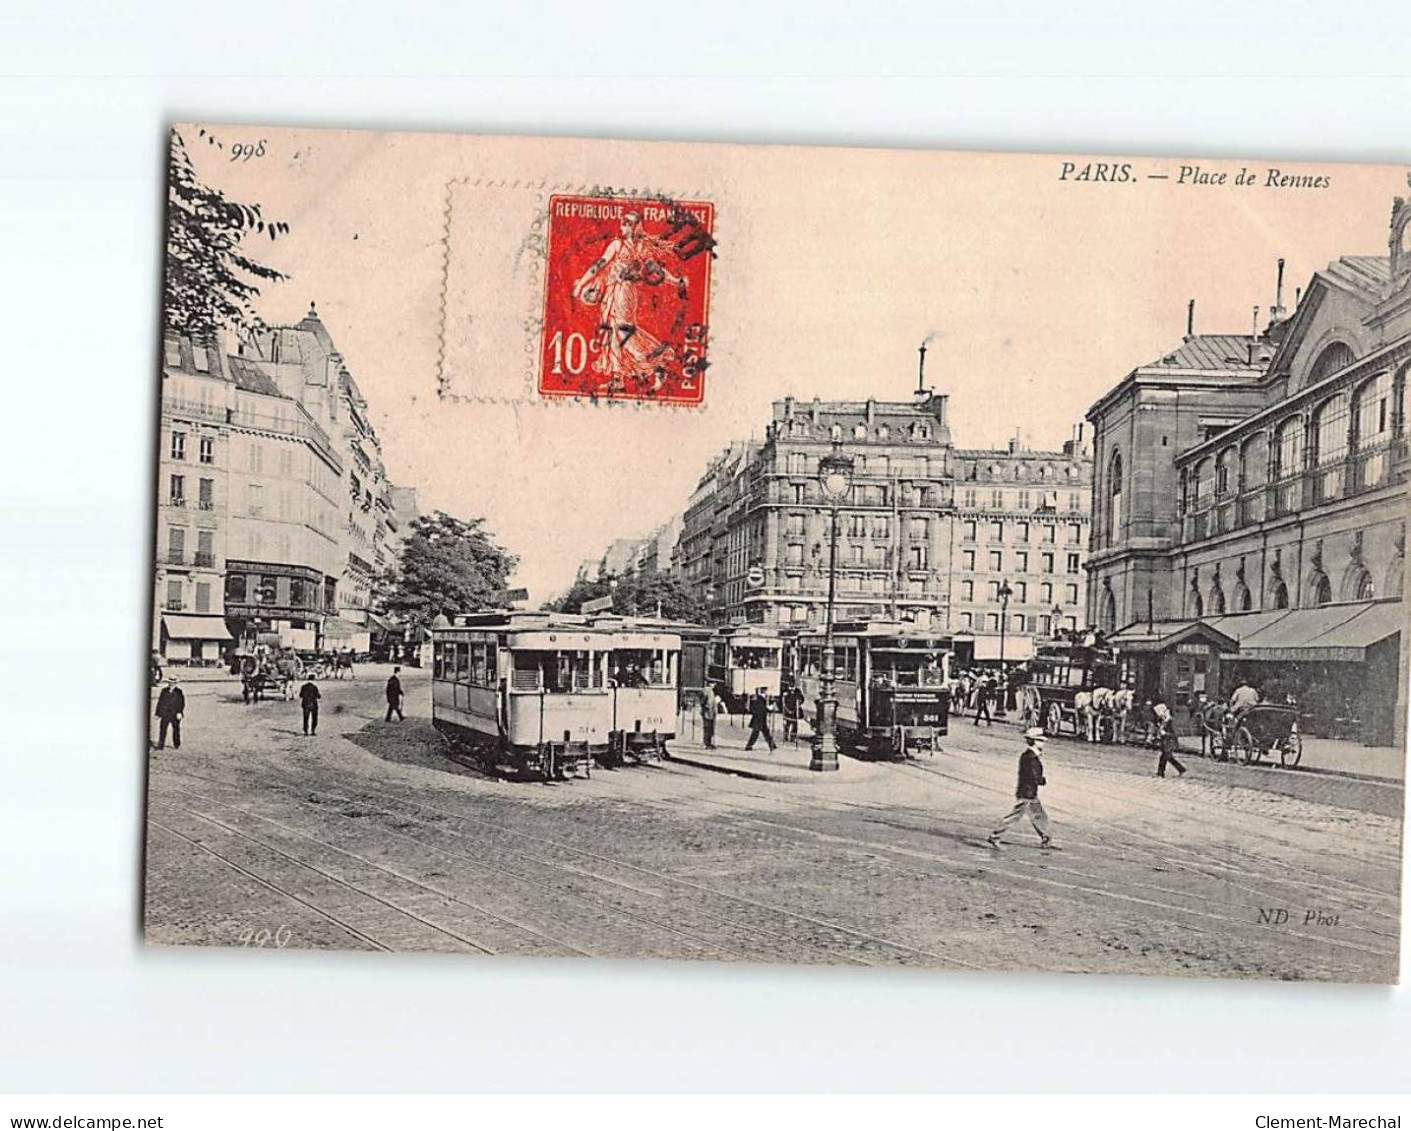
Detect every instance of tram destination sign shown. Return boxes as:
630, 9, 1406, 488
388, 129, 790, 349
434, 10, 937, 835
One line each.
580, 594, 614, 614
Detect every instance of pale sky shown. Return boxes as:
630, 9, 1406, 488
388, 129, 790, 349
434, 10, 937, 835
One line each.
181, 125, 1402, 603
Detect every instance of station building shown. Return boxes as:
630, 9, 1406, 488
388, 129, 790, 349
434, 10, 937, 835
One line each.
1086, 198, 1411, 746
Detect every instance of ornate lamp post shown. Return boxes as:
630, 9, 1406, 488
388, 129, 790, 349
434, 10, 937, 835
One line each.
996, 578, 1014, 718
812, 445, 855, 772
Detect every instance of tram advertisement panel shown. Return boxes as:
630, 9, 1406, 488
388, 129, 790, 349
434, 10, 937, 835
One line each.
869, 688, 949, 731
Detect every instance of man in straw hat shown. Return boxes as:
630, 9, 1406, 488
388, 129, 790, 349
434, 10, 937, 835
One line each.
988, 726, 1053, 848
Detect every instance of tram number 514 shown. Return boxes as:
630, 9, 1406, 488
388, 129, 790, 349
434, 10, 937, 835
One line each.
549, 330, 592, 375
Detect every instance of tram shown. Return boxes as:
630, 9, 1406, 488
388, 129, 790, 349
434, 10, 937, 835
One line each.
795, 621, 955, 757
707, 626, 785, 711
591, 616, 682, 763
430, 611, 610, 780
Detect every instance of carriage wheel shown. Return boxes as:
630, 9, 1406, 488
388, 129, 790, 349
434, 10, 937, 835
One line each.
1045, 702, 1064, 737
1020, 687, 1042, 729
1208, 731, 1227, 762
1235, 726, 1258, 765
1279, 731, 1303, 769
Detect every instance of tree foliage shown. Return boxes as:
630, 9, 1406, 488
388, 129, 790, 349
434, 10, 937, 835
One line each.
547, 570, 705, 623
375, 512, 518, 632
164, 127, 290, 340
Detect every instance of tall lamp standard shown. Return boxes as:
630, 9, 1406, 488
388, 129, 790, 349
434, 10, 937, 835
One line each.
996, 578, 1014, 718
812, 445, 855, 772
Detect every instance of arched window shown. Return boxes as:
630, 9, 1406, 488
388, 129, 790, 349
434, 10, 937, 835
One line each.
1099, 586, 1117, 633
1310, 573, 1332, 607
1386, 554, 1405, 599
1191, 590, 1204, 618
1312, 393, 1350, 503
1272, 581, 1289, 610
1106, 450, 1123, 544
1273, 417, 1303, 514
1215, 448, 1235, 498
1209, 583, 1226, 615
1351, 372, 1393, 489
1357, 572, 1375, 600
1308, 341, 1356, 386
1234, 581, 1252, 611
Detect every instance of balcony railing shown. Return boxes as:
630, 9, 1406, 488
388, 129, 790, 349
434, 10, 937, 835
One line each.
164, 600, 185, 612
166, 551, 186, 566
167, 496, 186, 509
163, 398, 229, 425
193, 551, 215, 568
198, 498, 216, 511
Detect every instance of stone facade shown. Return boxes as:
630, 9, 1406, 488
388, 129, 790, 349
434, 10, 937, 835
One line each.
674, 388, 1092, 638
1086, 201, 1411, 744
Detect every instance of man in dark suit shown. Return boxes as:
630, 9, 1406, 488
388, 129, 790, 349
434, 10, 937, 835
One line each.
385, 667, 405, 722
155, 677, 185, 750
744, 688, 776, 752
299, 678, 321, 735
988, 727, 1053, 848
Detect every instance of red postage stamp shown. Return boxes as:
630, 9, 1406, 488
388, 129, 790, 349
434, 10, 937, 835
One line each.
539, 193, 715, 405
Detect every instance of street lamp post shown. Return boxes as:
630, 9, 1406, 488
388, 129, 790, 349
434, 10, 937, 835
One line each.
996, 578, 1014, 718
812, 445, 855, 772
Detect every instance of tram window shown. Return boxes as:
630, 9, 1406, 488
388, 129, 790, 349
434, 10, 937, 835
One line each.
614, 648, 669, 686
735, 646, 777, 669
485, 644, 497, 684
454, 642, 469, 681
471, 643, 487, 685
433, 642, 445, 680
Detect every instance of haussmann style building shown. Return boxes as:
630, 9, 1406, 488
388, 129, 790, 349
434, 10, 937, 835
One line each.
673, 371, 1093, 663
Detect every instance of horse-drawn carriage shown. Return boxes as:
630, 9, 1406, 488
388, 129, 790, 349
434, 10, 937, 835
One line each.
1201, 702, 1303, 767
1019, 639, 1129, 742
231, 645, 305, 702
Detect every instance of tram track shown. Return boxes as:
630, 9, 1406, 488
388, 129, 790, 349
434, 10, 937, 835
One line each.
642, 769, 1402, 963
155, 771, 929, 967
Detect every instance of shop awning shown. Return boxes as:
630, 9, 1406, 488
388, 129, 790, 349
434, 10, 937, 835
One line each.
968, 634, 1035, 662
1108, 620, 1240, 654
1207, 600, 1403, 662
365, 611, 401, 635
322, 616, 364, 639
162, 614, 233, 641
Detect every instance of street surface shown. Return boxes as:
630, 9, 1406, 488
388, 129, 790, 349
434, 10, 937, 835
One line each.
144, 667, 1405, 981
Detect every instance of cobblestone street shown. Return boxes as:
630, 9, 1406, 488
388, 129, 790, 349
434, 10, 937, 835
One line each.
144, 667, 1404, 981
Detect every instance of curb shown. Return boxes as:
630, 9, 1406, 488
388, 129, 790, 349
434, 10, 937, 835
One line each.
660, 751, 789, 782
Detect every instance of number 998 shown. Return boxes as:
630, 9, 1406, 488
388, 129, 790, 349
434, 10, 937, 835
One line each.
230, 140, 267, 162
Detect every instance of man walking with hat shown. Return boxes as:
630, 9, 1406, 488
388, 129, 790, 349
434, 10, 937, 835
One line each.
988, 726, 1053, 848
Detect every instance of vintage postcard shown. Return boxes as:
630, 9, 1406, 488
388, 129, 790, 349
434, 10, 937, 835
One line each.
146, 124, 1408, 981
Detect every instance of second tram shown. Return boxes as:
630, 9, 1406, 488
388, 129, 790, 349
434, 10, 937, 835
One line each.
594, 617, 682, 763
708, 626, 784, 711
795, 621, 954, 757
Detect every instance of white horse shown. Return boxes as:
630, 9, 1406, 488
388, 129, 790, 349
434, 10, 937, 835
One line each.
1074, 689, 1096, 741
1107, 687, 1135, 743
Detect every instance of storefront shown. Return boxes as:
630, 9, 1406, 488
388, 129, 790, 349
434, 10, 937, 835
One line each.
1205, 600, 1404, 745
159, 613, 234, 666
1107, 621, 1239, 735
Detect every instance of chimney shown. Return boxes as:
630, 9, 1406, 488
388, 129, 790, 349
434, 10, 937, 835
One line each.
917, 342, 928, 396
1185, 299, 1195, 341
783, 395, 795, 418
1273, 257, 1286, 320
1248, 306, 1260, 363
810, 396, 821, 423
865, 397, 875, 424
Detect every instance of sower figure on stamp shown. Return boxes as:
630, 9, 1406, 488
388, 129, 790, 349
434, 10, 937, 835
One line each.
154, 677, 185, 750
299, 678, 321, 736
385, 667, 405, 723
744, 688, 776, 752
988, 727, 1053, 849
571, 211, 688, 393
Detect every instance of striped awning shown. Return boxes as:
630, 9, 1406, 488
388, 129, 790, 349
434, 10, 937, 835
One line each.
1208, 600, 1403, 663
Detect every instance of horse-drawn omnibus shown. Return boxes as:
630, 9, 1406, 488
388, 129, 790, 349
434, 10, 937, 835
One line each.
795, 621, 955, 758
1019, 638, 1124, 740
708, 626, 785, 712
431, 611, 611, 780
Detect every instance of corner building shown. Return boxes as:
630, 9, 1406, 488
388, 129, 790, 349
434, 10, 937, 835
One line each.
675, 388, 1092, 651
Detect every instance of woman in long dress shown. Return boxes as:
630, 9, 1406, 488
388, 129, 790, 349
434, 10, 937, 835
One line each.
571, 211, 688, 391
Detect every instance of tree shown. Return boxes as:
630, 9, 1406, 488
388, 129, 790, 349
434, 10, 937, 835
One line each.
548, 571, 705, 623
164, 127, 290, 341
375, 512, 518, 632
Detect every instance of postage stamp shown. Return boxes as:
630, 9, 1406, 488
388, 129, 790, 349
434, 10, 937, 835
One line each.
538, 194, 715, 405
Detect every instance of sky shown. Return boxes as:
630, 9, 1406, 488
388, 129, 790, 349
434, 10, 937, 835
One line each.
180, 125, 1403, 603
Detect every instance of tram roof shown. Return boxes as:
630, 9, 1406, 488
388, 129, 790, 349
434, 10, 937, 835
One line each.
798, 619, 957, 643
434, 609, 685, 648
